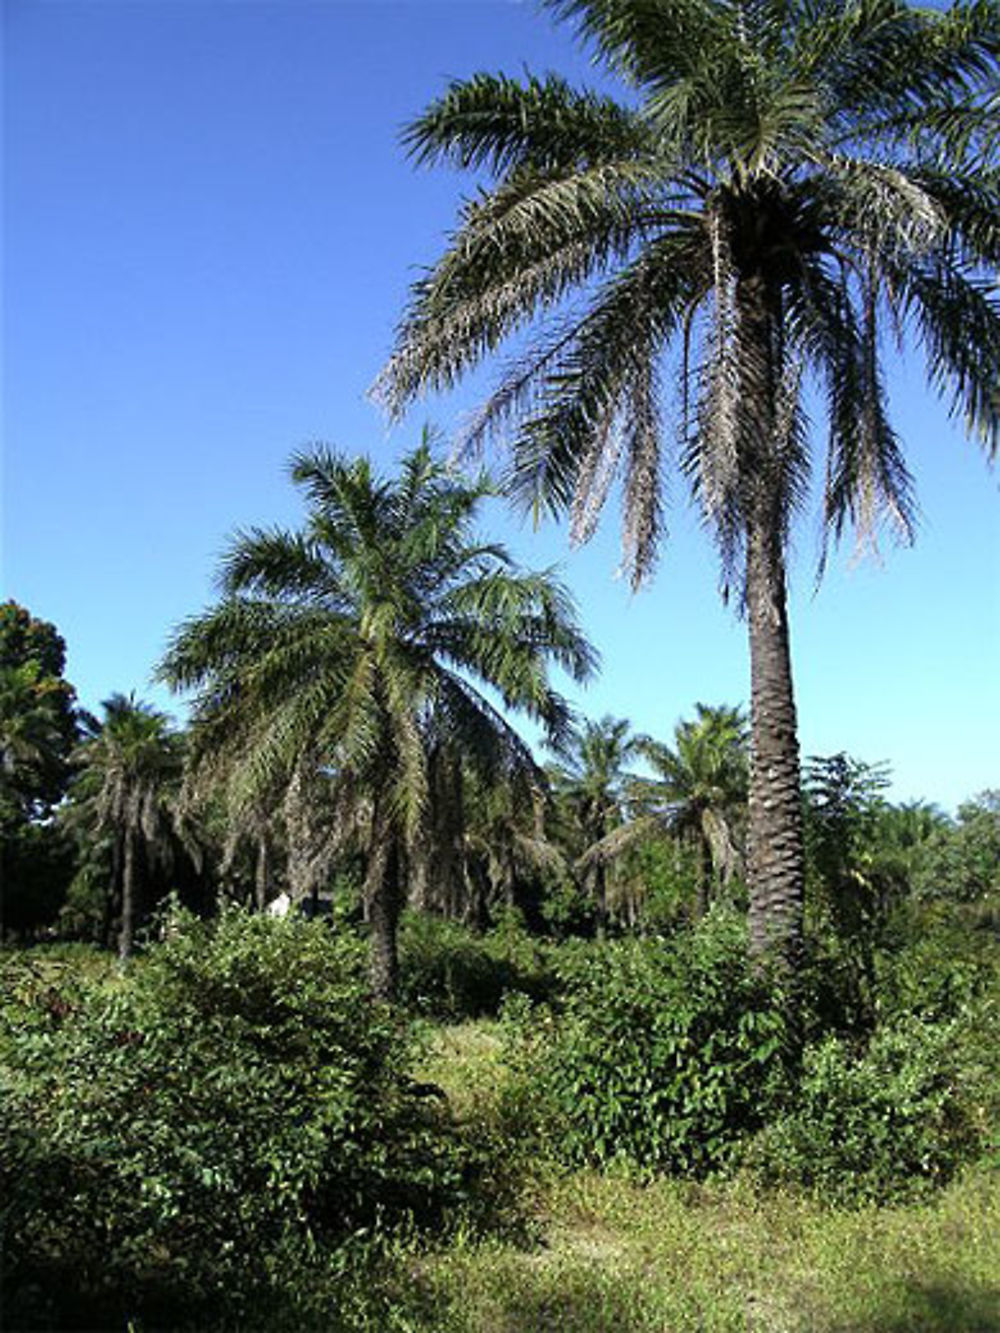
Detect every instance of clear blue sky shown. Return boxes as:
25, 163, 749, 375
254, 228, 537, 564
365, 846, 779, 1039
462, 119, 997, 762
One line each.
4, 0, 998, 812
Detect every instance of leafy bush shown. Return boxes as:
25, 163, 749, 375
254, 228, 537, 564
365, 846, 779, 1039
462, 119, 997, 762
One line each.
748, 1015, 994, 1205
1, 909, 472, 1329
398, 912, 556, 1019
503, 913, 790, 1175
874, 901, 1000, 1024
914, 792, 1000, 903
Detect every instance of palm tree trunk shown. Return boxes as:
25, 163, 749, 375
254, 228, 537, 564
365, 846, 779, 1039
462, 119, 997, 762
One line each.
738, 272, 805, 969
254, 835, 270, 912
745, 515, 804, 967
593, 812, 608, 938
101, 835, 121, 950
118, 827, 136, 962
367, 802, 401, 1001
694, 834, 710, 921
369, 841, 401, 1001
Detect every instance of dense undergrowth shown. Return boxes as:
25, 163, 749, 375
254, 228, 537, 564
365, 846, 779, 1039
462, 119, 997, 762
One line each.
2, 904, 998, 1330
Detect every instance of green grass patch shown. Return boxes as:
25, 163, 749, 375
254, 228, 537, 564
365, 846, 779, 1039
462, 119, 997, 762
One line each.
382, 1017, 1000, 1333
396, 1167, 1000, 1332
414, 1020, 510, 1121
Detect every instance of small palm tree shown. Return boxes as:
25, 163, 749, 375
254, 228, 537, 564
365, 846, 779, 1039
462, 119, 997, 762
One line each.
634, 703, 749, 916
551, 714, 642, 932
68, 694, 189, 960
160, 438, 595, 998
375, 0, 1000, 967
577, 703, 748, 919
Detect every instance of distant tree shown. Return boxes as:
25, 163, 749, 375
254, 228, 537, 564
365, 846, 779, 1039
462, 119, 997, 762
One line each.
581, 703, 748, 920
0, 603, 79, 819
376, 0, 1000, 970
914, 790, 1000, 904
0, 603, 81, 936
802, 751, 906, 1027
873, 798, 952, 887
160, 439, 595, 999
551, 714, 642, 934
67, 694, 192, 959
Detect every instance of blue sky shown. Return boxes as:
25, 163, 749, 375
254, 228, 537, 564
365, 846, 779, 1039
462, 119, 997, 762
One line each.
4, 0, 998, 812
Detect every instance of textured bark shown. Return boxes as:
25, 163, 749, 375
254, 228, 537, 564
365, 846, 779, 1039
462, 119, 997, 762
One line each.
118, 828, 136, 962
367, 805, 401, 1001
737, 271, 805, 969
745, 516, 804, 966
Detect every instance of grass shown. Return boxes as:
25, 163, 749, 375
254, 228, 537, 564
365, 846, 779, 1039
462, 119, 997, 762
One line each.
6, 958, 997, 1332
401, 1170, 1000, 1332
390, 1019, 1000, 1333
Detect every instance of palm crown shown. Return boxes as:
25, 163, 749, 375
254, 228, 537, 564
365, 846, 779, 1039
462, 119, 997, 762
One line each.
375, 0, 1000, 965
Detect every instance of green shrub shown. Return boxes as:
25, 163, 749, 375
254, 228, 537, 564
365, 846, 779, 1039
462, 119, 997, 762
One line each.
748, 1015, 993, 1205
503, 913, 790, 1175
874, 902, 1000, 1024
0, 908, 472, 1329
398, 912, 556, 1020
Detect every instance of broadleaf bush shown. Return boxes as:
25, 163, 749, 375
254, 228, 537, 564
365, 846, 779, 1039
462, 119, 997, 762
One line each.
502, 913, 791, 1175
747, 1013, 995, 1205
0, 909, 474, 1329
398, 912, 557, 1020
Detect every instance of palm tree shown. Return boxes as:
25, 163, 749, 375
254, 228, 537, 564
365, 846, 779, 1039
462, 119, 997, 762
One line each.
633, 703, 748, 917
68, 694, 189, 960
551, 714, 642, 932
462, 764, 567, 923
374, 0, 1000, 967
160, 438, 595, 999
576, 703, 748, 920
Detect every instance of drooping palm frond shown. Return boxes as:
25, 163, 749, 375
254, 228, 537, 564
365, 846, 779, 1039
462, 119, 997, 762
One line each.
895, 254, 1000, 456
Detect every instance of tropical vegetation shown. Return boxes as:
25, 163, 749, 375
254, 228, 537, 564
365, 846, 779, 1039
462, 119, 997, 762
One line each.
158, 438, 595, 996
2, 1, 999, 1328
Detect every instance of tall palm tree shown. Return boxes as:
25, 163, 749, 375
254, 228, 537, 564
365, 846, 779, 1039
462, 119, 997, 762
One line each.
375, 0, 1000, 967
160, 439, 595, 999
551, 714, 642, 932
68, 694, 189, 960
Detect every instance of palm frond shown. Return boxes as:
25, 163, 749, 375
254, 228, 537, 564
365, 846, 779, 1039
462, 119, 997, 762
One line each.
372, 159, 665, 418
502, 228, 707, 538
404, 70, 652, 175
899, 253, 1000, 456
